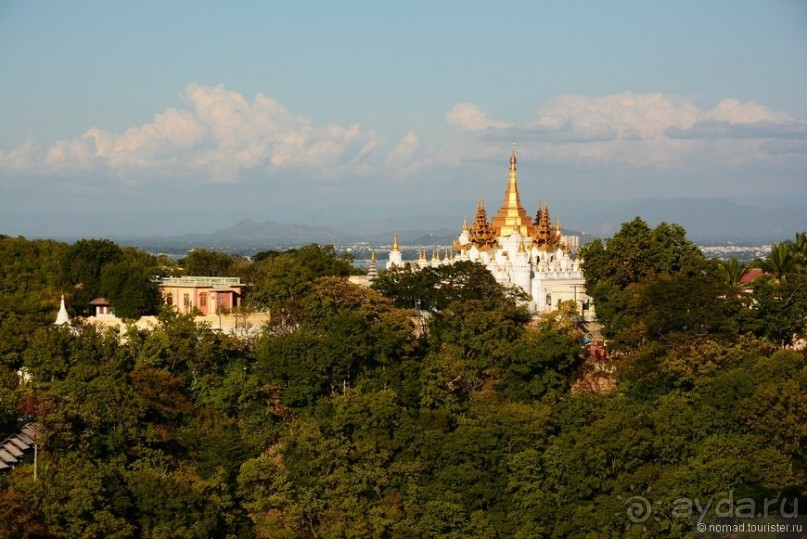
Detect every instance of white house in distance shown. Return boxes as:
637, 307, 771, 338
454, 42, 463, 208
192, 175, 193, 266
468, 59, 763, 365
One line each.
387, 145, 592, 316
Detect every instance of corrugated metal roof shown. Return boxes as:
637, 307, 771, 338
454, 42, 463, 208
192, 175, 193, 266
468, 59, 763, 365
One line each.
2, 444, 23, 458
14, 433, 33, 445
9, 437, 30, 450
21, 423, 44, 440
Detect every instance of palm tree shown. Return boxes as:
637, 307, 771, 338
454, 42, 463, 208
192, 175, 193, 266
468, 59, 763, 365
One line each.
752, 242, 800, 283
793, 232, 807, 253
718, 258, 743, 287
791, 232, 807, 272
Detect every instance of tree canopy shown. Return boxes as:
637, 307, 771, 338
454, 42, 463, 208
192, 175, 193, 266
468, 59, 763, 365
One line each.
0, 231, 804, 537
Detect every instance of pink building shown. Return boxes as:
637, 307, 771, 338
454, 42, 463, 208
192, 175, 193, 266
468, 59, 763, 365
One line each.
159, 276, 243, 315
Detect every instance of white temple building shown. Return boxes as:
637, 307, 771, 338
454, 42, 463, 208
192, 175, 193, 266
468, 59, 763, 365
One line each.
387, 146, 592, 316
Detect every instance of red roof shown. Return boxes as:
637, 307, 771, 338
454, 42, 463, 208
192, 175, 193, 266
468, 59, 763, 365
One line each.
739, 268, 764, 284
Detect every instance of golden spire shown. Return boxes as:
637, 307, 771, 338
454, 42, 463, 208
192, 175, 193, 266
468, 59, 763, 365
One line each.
519, 240, 526, 253
370, 249, 376, 265
492, 144, 534, 238
463, 217, 469, 232
391, 231, 400, 252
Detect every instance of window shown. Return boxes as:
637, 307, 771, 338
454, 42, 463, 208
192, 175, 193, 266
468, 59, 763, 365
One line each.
165, 293, 173, 306
183, 294, 190, 309
199, 293, 207, 308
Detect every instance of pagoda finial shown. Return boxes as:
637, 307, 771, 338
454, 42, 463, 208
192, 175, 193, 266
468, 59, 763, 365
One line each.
391, 231, 400, 252
493, 144, 533, 237
463, 217, 469, 231
370, 249, 376, 265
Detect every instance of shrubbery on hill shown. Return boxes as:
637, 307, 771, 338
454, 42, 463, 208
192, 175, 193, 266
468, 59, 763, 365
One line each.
0, 230, 804, 537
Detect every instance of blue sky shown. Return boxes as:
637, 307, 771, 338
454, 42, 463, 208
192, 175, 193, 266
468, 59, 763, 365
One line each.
1, 1, 806, 237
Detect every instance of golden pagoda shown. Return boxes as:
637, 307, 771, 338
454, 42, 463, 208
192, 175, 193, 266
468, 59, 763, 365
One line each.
468, 200, 498, 249
490, 144, 535, 238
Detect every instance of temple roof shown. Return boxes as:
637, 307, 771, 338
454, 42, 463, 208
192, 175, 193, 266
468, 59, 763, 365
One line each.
491, 145, 535, 238
468, 200, 498, 249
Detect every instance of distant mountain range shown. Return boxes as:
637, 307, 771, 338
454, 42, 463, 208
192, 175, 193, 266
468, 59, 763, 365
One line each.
102, 197, 805, 254
570, 197, 806, 243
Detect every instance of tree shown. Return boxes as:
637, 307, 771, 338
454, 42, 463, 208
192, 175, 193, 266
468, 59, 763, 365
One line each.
99, 255, 161, 319
750, 276, 807, 346
752, 242, 802, 283
0, 236, 67, 322
252, 244, 357, 311
579, 219, 707, 337
373, 260, 524, 312
0, 487, 51, 539
580, 218, 704, 290
499, 322, 582, 402
182, 248, 237, 277
60, 239, 123, 313
718, 258, 743, 287
746, 233, 807, 346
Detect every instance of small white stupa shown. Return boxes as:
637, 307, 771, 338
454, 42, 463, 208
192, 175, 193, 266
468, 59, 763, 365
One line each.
54, 295, 70, 326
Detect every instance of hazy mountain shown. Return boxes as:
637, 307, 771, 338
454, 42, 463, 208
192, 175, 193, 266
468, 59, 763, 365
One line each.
61, 197, 804, 254
568, 197, 806, 242
212, 219, 342, 242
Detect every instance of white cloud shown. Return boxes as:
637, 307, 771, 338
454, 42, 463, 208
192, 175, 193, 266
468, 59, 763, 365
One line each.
445, 92, 807, 170
1, 83, 382, 183
0, 139, 42, 171
2, 87, 805, 194
446, 102, 511, 131
707, 98, 789, 124
386, 132, 420, 167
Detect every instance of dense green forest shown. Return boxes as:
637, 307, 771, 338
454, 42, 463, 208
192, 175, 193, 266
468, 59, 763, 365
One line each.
0, 224, 804, 538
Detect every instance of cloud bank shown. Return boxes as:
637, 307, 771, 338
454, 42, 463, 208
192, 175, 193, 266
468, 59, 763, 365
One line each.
2, 83, 382, 183
1, 86, 805, 191
445, 92, 807, 171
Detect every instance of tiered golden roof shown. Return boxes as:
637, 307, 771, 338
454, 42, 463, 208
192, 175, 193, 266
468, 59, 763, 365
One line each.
490, 145, 535, 238
532, 199, 560, 248
459, 144, 565, 252
468, 200, 498, 249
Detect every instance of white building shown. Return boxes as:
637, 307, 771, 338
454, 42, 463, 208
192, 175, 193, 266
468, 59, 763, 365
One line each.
387, 146, 592, 316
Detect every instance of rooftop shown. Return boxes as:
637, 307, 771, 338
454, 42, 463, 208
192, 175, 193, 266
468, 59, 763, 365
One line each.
161, 276, 242, 287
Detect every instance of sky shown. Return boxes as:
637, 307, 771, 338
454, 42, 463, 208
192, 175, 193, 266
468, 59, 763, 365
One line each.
1, 1, 806, 237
